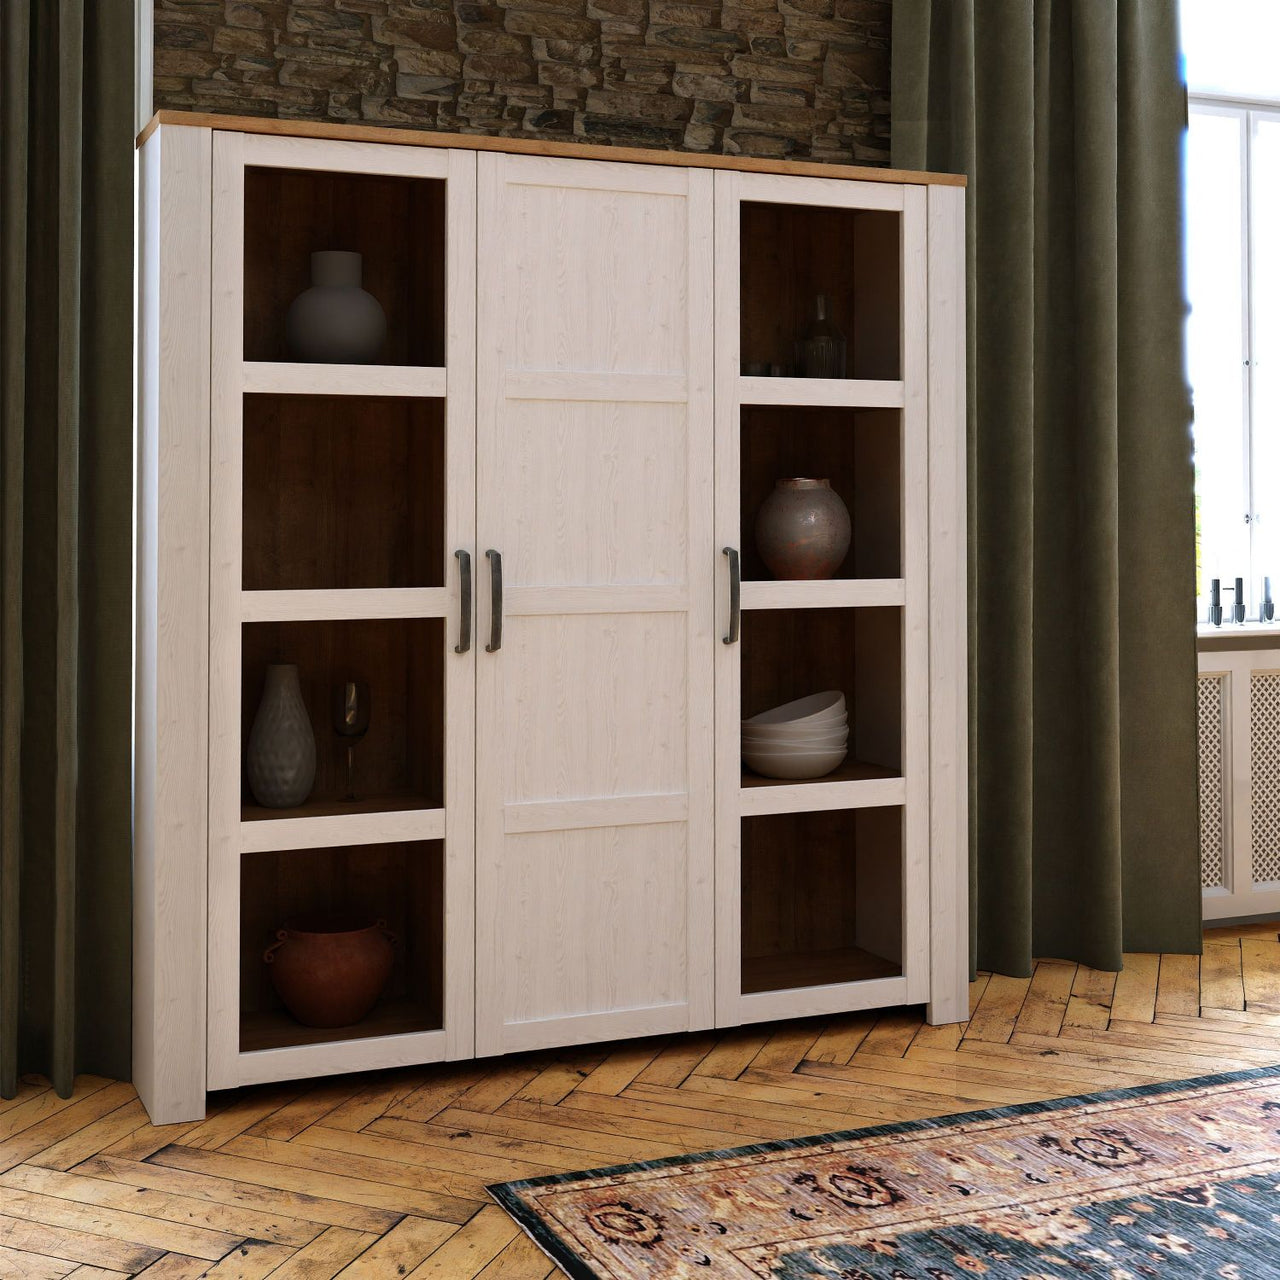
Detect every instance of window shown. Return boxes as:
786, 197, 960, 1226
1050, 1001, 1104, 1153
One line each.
1182, 1, 1280, 623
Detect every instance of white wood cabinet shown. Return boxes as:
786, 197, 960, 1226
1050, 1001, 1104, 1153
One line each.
134, 115, 967, 1124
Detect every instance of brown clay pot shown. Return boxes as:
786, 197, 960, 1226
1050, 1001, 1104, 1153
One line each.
754, 477, 851, 580
264, 916, 395, 1028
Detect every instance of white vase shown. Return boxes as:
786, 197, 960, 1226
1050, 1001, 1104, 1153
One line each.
247, 664, 316, 808
285, 251, 387, 364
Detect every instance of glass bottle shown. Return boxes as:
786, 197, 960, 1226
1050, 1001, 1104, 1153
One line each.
796, 294, 847, 379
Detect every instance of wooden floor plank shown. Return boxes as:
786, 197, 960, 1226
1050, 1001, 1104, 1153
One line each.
1200, 941, 1246, 1012
0, 1085, 139, 1175
429, 1105, 688, 1164
686, 1028, 770, 1081
26, 1101, 153, 1174
556, 1087, 785, 1143
854, 1011, 924, 1059
501, 1094, 756, 1154
1155, 953, 1201, 1018
129, 1254, 214, 1280
451, 1064, 549, 1115
149, 1141, 482, 1221
1012, 962, 1075, 1038
264, 1224, 377, 1279
2, 1163, 324, 1248
572, 1040, 667, 1098
180, 1086, 308, 1152
908, 1020, 964, 1052
72, 1154, 401, 1235
0, 1186, 242, 1261
805, 1014, 876, 1064
475, 1230, 559, 1279
405, 1206, 520, 1279
1110, 953, 1160, 1024
1242, 938, 1280, 1010
334, 1215, 456, 1278
963, 973, 1033, 1044
0, 1213, 165, 1274
630, 1035, 718, 1088
0, 1241, 79, 1280
243, 1080, 374, 1142
1062, 965, 1117, 1031
198, 1240, 295, 1279
512, 1056, 605, 1107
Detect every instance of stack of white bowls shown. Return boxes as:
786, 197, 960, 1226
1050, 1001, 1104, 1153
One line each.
742, 691, 848, 780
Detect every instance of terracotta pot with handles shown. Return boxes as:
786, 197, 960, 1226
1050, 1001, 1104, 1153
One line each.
264, 916, 396, 1028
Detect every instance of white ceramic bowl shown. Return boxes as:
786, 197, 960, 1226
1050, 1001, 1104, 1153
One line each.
741, 714, 848, 742
742, 727, 848, 751
742, 745, 848, 780
744, 691, 846, 728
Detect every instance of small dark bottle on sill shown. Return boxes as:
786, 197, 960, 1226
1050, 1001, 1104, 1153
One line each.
1208, 577, 1222, 627
796, 294, 847, 379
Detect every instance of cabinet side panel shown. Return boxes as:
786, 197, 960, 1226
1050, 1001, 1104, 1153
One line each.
926, 183, 969, 1024
134, 125, 212, 1122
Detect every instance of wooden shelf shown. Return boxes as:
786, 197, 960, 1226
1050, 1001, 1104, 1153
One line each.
740, 760, 903, 817
741, 945, 900, 995
240, 800, 445, 854
240, 997, 441, 1053
741, 579, 904, 611
242, 363, 445, 398
240, 589, 449, 624
739, 376, 903, 409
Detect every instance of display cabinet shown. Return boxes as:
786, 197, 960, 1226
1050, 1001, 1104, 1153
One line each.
135, 114, 966, 1123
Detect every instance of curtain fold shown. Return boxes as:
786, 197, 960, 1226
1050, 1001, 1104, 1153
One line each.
1, 0, 134, 1097
892, 0, 1202, 975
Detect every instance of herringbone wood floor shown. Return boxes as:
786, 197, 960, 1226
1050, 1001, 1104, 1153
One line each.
3, 924, 1279, 1278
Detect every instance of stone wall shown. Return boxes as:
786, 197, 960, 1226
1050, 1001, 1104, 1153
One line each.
153, 0, 890, 164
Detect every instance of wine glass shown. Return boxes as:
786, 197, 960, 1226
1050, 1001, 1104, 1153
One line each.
332, 680, 371, 801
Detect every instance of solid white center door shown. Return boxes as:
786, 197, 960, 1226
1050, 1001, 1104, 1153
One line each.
475, 153, 715, 1056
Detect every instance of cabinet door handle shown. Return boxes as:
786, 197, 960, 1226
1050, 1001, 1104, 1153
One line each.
723, 546, 741, 645
454, 549, 472, 654
485, 549, 503, 653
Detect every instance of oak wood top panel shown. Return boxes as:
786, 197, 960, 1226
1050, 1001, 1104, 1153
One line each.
138, 110, 967, 188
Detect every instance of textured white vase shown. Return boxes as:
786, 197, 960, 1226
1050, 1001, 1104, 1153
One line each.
247, 664, 316, 808
285, 251, 387, 364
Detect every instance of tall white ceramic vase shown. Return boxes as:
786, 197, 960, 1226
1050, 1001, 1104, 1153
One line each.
247, 664, 317, 808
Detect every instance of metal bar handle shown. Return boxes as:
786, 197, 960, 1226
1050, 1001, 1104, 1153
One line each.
454, 549, 472, 654
485, 549, 503, 653
723, 546, 740, 645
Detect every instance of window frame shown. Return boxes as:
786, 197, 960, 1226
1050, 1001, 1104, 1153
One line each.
1189, 91, 1280, 623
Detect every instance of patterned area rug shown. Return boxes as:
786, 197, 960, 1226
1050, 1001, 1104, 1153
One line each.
489, 1065, 1280, 1278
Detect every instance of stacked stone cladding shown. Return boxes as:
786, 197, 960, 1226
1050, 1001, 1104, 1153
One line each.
154, 0, 890, 164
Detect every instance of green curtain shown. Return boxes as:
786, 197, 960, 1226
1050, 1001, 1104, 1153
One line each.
1, 0, 135, 1097
892, 1, 1203, 975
